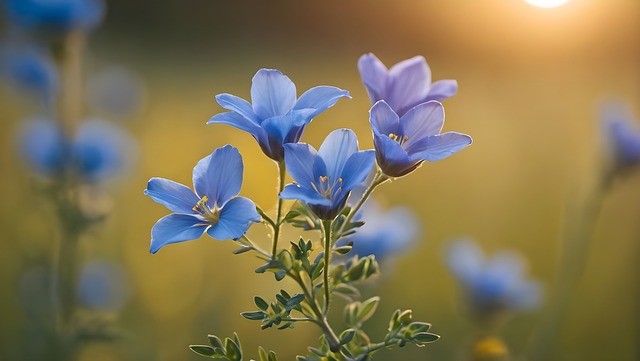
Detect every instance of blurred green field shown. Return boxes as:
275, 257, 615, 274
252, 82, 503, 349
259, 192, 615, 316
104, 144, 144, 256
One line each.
1, 1, 640, 360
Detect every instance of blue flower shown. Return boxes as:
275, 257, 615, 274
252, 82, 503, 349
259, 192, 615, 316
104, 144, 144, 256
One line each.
76, 260, 130, 311
337, 199, 419, 261
144, 145, 261, 254
279, 129, 375, 220
370, 100, 472, 177
358, 53, 458, 117
3, 0, 105, 30
17, 118, 136, 182
446, 239, 542, 313
0, 43, 58, 102
208, 68, 350, 161
600, 101, 640, 168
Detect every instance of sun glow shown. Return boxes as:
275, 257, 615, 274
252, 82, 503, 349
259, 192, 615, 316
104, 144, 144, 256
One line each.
524, 0, 571, 8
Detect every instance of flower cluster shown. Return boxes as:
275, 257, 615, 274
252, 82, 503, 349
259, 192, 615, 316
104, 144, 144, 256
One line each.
146, 54, 471, 360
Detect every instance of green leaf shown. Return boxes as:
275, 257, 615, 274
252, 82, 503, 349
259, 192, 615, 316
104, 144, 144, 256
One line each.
240, 311, 266, 321
407, 322, 431, 334
285, 294, 305, 308
268, 350, 278, 361
411, 332, 440, 344
233, 246, 253, 255
357, 297, 380, 324
208, 335, 224, 349
274, 270, 286, 281
339, 329, 356, 345
254, 296, 269, 311
225, 337, 242, 361
190, 345, 216, 357
333, 245, 352, 255
258, 346, 268, 361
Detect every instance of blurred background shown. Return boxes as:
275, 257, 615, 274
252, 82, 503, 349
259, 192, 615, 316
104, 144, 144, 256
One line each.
1, 0, 639, 360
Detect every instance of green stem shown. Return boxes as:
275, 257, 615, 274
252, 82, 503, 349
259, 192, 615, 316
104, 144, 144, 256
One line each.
337, 169, 388, 239
527, 174, 611, 361
238, 235, 271, 259
272, 161, 287, 257
322, 219, 332, 314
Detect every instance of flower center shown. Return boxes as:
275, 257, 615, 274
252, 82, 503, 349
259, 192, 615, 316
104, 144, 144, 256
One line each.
389, 133, 409, 146
311, 175, 343, 200
192, 196, 220, 223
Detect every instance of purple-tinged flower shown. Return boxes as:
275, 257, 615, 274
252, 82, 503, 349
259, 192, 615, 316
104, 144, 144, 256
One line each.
0, 43, 58, 102
279, 129, 375, 220
144, 145, 261, 254
208, 68, 350, 161
446, 239, 542, 313
77, 260, 130, 311
17, 118, 136, 182
600, 101, 640, 168
370, 100, 472, 177
3, 0, 105, 30
358, 53, 458, 117
337, 199, 419, 261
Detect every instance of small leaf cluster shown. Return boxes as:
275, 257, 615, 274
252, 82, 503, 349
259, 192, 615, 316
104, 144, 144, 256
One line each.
385, 309, 440, 347
191, 333, 281, 361
241, 291, 305, 330
255, 238, 324, 283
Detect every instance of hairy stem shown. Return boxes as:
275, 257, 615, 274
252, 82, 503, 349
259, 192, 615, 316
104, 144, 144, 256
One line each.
272, 161, 287, 257
322, 219, 332, 314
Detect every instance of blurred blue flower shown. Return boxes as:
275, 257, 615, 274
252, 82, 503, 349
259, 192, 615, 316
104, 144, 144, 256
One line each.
208, 68, 350, 161
87, 66, 145, 120
358, 53, 458, 117
446, 239, 541, 313
77, 260, 130, 311
600, 101, 640, 168
145, 145, 261, 254
0, 43, 58, 102
369, 100, 472, 177
3, 0, 105, 30
337, 199, 419, 261
17, 118, 136, 182
280, 129, 375, 220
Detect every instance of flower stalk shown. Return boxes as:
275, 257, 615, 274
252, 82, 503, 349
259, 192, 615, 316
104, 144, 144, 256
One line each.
272, 161, 287, 257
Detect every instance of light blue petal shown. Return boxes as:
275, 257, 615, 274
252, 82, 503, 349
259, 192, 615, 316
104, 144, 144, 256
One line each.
318, 129, 359, 182
373, 130, 413, 177
357, 53, 388, 104
207, 111, 261, 135
72, 119, 136, 182
293, 86, 351, 121
284, 143, 319, 188
387, 56, 431, 116
144, 177, 199, 214
279, 184, 332, 206
369, 100, 400, 136
400, 101, 445, 151
409, 132, 472, 162
425, 80, 458, 102
150, 213, 208, 254
507, 280, 542, 310
17, 118, 66, 177
215, 93, 260, 124
192, 145, 243, 208
446, 239, 485, 284
207, 196, 260, 240
251, 69, 296, 119
340, 150, 375, 193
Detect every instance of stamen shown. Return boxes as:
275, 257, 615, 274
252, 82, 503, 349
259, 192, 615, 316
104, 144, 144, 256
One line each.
192, 196, 220, 223
389, 133, 409, 146
312, 175, 344, 200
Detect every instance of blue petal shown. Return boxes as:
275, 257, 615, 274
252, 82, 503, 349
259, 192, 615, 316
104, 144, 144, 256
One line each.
507, 280, 542, 310
446, 239, 485, 284
318, 129, 359, 182
251, 69, 296, 119
284, 143, 319, 188
150, 213, 208, 254
207, 112, 261, 135
357, 53, 388, 104
425, 80, 458, 102
192, 145, 243, 208
215, 93, 261, 124
72, 119, 135, 182
340, 150, 375, 193
387, 56, 431, 116
17, 118, 66, 177
400, 101, 445, 151
279, 184, 332, 206
144, 177, 199, 214
373, 130, 413, 177
207, 196, 260, 240
409, 132, 472, 162
293, 86, 351, 121
369, 100, 400, 136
